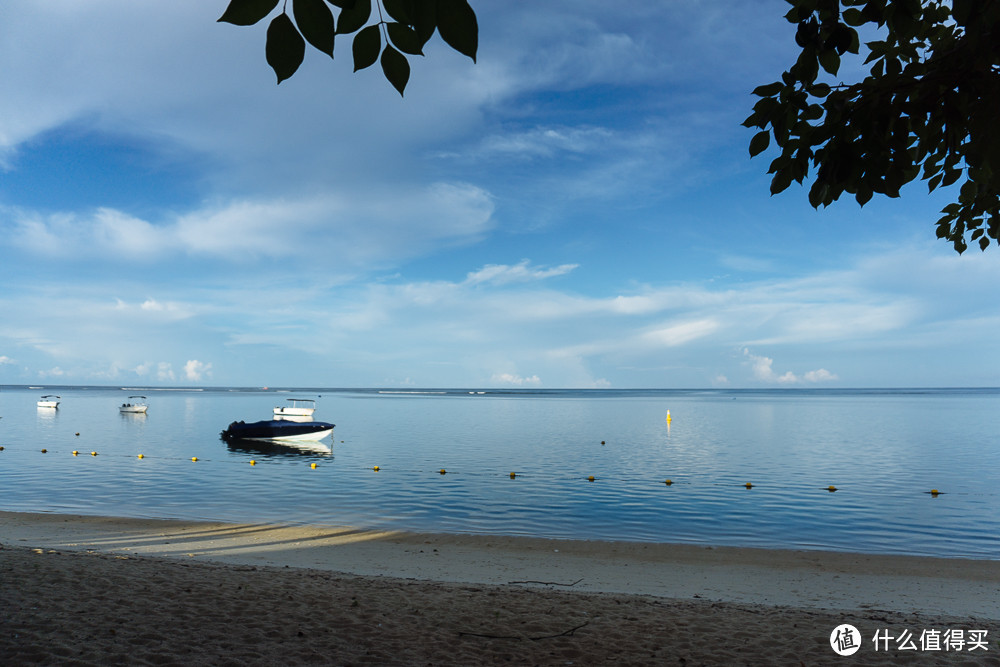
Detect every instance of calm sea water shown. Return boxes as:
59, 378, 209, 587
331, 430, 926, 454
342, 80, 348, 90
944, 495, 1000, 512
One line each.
1, 385, 998, 559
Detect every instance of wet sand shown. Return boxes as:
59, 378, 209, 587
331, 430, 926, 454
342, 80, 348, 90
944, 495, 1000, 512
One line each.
2, 511, 998, 665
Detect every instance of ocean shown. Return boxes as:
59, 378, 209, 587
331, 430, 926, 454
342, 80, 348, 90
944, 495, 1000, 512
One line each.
1, 385, 998, 559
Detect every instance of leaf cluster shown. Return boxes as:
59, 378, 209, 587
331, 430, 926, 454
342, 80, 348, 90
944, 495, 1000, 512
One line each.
743, 0, 1000, 252
219, 0, 477, 95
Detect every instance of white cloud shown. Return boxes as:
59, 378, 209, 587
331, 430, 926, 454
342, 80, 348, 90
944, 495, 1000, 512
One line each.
491, 373, 541, 386
465, 260, 578, 286
184, 359, 211, 382
157, 362, 175, 382
0, 355, 13, 364
743, 348, 837, 385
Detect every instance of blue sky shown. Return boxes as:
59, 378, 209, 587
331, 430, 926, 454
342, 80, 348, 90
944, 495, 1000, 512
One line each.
1, 1, 997, 388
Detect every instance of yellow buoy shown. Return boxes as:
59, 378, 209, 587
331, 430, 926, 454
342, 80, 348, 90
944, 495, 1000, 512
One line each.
745, 482, 753, 489
41, 449, 47, 453
588, 475, 595, 482
310, 462, 317, 469
72, 451, 79, 456
666, 410, 672, 422
373, 466, 379, 471
664, 479, 673, 486
137, 454, 144, 459
91, 451, 98, 456
250, 460, 256, 466
930, 489, 940, 496
827, 485, 837, 492
510, 472, 516, 479
191, 457, 198, 462
439, 469, 447, 475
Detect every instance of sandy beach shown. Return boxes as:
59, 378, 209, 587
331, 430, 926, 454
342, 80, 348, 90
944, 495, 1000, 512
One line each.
2, 511, 998, 665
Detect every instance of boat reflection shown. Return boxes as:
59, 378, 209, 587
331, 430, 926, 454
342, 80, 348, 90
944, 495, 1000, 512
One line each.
225, 437, 333, 458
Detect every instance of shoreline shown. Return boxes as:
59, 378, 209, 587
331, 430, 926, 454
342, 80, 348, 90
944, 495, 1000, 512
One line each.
3, 511, 999, 665
3, 511, 999, 618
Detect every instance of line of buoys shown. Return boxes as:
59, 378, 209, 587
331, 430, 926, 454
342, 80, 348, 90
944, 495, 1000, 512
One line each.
1, 446, 952, 498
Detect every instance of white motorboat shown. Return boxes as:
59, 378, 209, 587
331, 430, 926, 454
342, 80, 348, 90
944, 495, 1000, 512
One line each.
273, 398, 316, 422
37, 395, 60, 408
119, 396, 148, 414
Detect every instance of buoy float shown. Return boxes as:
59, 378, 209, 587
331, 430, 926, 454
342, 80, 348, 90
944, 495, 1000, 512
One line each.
601, 440, 606, 445
72, 451, 78, 456
510, 472, 516, 478
137, 454, 144, 459
588, 475, 595, 482
666, 410, 672, 423
930, 489, 940, 496
745, 482, 753, 489
191, 457, 198, 462
41, 449, 47, 453
250, 460, 256, 466
664, 479, 673, 486
75, 433, 80, 436
439, 469, 447, 475
827, 485, 837, 492
373, 466, 379, 471
91, 451, 98, 456
310, 462, 317, 469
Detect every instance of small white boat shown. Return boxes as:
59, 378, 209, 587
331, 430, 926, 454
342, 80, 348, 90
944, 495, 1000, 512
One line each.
273, 398, 316, 422
37, 395, 60, 408
119, 396, 148, 414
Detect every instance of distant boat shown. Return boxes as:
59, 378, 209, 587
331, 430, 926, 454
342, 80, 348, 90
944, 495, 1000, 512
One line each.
273, 398, 316, 422
37, 395, 60, 408
220, 419, 334, 443
119, 396, 148, 414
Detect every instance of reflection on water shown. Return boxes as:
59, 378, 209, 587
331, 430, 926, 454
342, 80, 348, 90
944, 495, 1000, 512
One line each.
225, 438, 333, 458
1, 385, 998, 559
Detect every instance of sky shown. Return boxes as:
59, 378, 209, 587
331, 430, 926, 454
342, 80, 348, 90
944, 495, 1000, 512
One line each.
1, 1, 998, 389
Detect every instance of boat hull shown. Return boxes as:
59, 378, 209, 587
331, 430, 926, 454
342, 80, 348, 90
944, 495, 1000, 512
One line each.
119, 405, 148, 414
221, 420, 334, 443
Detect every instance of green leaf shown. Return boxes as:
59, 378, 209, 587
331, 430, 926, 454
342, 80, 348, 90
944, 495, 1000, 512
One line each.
749, 130, 770, 157
352, 24, 381, 71
818, 49, 840, 75
381, 45, 411, 96
751, 82, 783, 97
337, 0, 371, 34
266, 13, 306, 83
436, 0, 478, 62
413, 0, 438, 45
383, 0, 416, 24
387, 22, 424, 55
770, 169, 794, 195
219, 0, 280, 25
842, 8, 865, 26
293, 0, 335, 57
